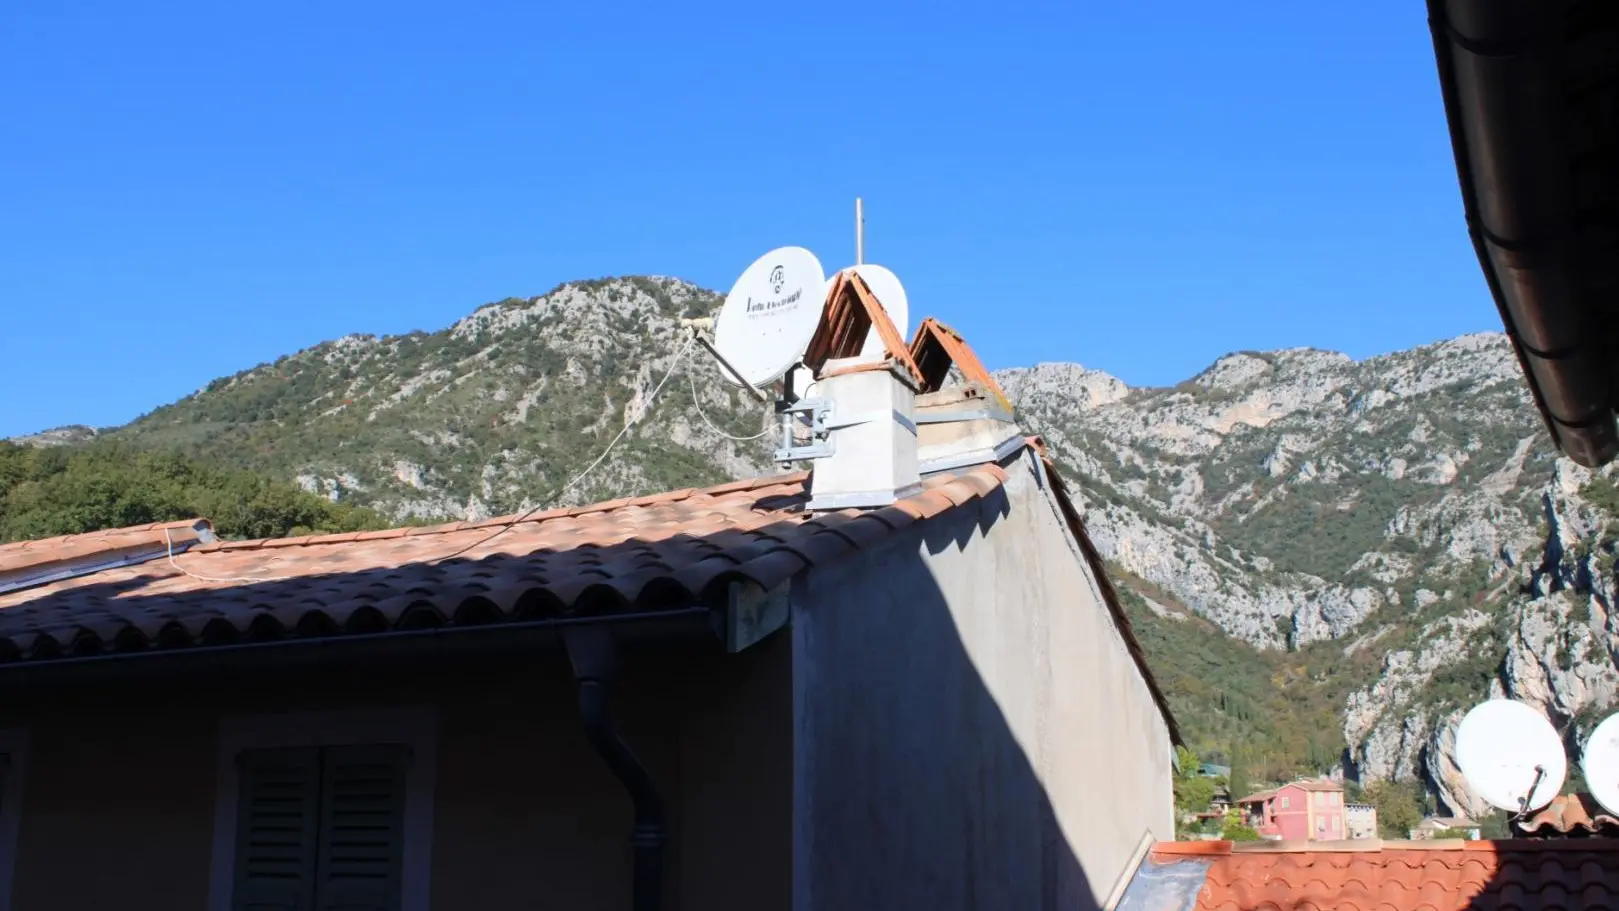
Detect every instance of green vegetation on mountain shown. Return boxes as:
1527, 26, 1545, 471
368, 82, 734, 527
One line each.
1116, 570, 1381, 781
111, 278, 754, 518
0, 441, 390, 543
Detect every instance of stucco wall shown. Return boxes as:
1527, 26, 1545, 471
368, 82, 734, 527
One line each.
0, 640, 791, 911
790, 450, 1175, 911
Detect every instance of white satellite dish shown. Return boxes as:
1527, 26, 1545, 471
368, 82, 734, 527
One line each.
788, 365, 817, 401
712, 246, 826, 388
1455, 699, 1567, 812
1581, 713, 1619, 814
823, 263, 910, 359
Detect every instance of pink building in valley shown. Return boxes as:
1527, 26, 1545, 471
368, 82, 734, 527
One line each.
1237, 780, 1347, 841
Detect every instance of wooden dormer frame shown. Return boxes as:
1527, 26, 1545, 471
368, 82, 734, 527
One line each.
801, 270, 924, 384
908, 317, 1013, 414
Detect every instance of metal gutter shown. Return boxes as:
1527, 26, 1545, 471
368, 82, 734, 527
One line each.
1426, 0, 1619, 467
0, 607, 718, 690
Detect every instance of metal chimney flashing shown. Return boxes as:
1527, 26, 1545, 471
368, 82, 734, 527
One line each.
0, 519, 218, 596
915, 382, 1025, 477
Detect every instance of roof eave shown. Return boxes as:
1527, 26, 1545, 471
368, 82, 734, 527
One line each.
0, 607, 721, 692
1427, 0, 1619, 467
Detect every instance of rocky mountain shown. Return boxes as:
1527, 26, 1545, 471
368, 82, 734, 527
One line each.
117, 277, 778, 519
1003, 333, 1619, 818
74, 276, 1619, 817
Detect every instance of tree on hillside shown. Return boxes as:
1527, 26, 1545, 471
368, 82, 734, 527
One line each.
0, 441, 391, 543
1363, 780, 1424, 839
1220, 810, 1261, 842
1227, 750, 1252, 802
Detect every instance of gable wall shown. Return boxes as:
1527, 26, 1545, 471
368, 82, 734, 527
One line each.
789, 450, 1175, 911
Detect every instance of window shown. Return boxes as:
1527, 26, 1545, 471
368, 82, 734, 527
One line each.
209, 709, 436, 911
1315, 791, 1326, 807
232, 745, 411, 910
1279, 796, 1290, 809
0, 729, 26, 911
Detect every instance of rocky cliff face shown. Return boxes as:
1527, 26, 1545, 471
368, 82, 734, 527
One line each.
104, 276, 1619, 808
1004, 332, 1619, 812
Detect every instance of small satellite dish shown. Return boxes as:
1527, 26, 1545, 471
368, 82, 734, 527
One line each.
1455, 699, 1567, 812
1581, 713, 1619, 815
823, 263, 910, 359
712, 247, 826, 388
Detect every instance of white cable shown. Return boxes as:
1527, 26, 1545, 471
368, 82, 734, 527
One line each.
162, 336, 698, 575
689, 370, 771, 441
164, 528, 292, 584
430, 333, 696, 562
547, 332, 696, 503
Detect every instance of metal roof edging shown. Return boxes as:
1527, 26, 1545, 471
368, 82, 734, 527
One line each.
0, 607, 720, 690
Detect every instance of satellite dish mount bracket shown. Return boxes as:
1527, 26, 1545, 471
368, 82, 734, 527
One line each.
681, 318, 769, 403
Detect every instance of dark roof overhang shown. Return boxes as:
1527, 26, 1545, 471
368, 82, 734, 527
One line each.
1427, 0, 1619, 467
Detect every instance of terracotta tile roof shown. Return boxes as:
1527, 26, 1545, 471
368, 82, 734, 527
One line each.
1517, 794, 1619, 838
909, 317, 1014, 415
1234, 781, 1342, 805
802, 269, 923, 385
0, 466, 1009, 663
1140, 839, 1619, 910
1287, 779, 1345, 793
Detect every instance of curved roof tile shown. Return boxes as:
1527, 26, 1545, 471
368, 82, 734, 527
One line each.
0, 466, 1005, 663
1143, 839, 1619, 911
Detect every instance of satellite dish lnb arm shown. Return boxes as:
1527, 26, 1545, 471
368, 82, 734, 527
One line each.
681, 320, 768, 402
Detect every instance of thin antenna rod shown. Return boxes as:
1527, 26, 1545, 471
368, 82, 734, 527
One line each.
855, 197, 865, 265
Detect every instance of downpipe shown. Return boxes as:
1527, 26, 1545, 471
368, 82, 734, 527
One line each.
563, 625, 666, 911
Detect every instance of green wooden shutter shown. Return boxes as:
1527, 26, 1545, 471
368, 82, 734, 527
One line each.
312, 744, 411, 911
232, 748, 322, 911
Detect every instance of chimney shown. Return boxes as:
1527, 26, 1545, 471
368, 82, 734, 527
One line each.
914, 381, 1024, 476
804, 357, 921, 511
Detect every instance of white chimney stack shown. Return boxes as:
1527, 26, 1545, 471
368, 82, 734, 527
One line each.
804, 358, 921, 511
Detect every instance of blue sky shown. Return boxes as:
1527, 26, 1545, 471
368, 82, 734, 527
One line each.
1, 2, 1492, 438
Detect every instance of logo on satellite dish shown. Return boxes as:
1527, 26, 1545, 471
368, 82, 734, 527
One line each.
747, 264, 803, 316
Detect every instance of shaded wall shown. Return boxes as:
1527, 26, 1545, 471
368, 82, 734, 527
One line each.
790, 451, 1174, 911
0, 638, 791, 911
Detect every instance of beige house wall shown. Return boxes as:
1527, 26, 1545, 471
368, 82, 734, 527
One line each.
0, 637, 792, 911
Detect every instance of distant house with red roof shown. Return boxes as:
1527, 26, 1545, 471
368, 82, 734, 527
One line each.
1236, 779, 1347, 841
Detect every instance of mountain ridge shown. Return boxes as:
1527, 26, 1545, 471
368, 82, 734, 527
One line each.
16, 275, 1619, 822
